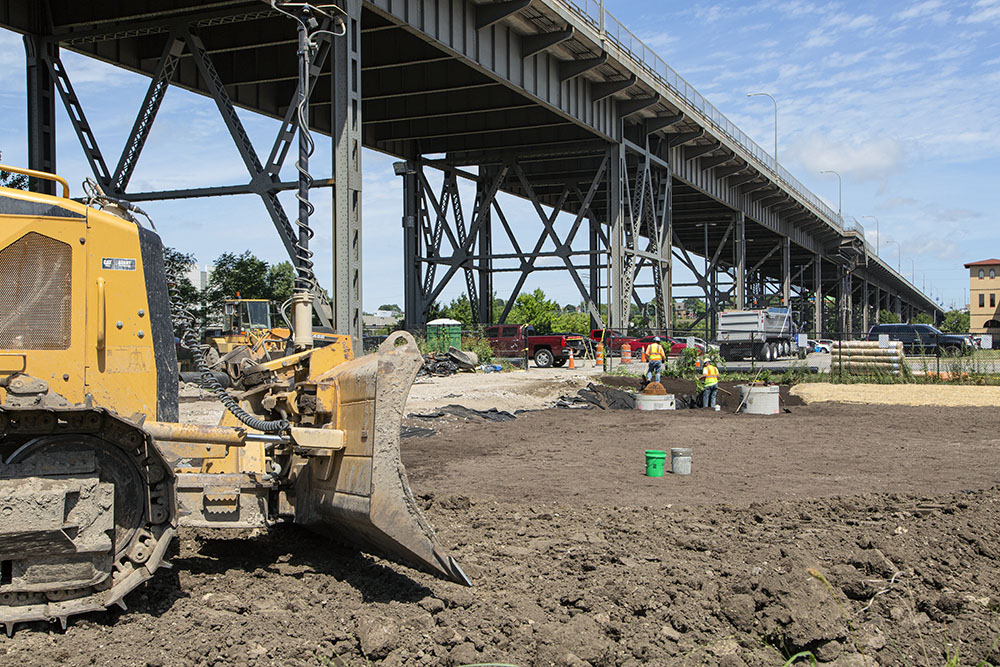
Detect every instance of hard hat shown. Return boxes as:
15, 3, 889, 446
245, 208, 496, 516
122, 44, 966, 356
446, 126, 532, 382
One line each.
654, 336, 661, 342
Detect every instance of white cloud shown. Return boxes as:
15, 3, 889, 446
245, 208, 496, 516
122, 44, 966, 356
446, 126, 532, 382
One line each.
894, 0, 946, 21
787, 133, 906, 180
966, 0, 1000, 22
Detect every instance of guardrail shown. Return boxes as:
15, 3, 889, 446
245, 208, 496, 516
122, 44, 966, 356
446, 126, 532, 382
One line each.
555, 0, 849, 235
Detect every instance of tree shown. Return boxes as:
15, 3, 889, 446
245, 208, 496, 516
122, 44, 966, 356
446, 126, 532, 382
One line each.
878, 309, 901, 324
507, 288, 558, 334
912, 312, 934, 325
267, 261, 296, 305
378, 304, 402, 313
552, 311, 589, 334
940, 309, 970, 334
162, 247, 201, 333
442, 294, 473, 326
0, 151, 27, 190
204, 251, 272, 321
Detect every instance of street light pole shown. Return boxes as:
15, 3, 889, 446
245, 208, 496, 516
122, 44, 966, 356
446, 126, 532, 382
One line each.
886, 240, 901, 273
747, 92, 778, 164
862, 215, 878, 256
820, 170, 842, 219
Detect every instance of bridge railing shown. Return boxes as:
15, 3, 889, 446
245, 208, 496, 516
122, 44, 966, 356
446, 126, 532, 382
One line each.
556, 0, 849, 235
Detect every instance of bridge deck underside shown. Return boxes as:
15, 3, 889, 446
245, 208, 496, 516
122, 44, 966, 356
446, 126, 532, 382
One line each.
0, 0, 936, 325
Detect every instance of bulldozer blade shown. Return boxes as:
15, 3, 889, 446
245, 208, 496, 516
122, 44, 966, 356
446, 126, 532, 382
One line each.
293, 332, 471, 586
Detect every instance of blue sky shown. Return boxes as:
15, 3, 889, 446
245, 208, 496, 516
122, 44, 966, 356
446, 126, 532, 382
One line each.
1, 0, 998, 312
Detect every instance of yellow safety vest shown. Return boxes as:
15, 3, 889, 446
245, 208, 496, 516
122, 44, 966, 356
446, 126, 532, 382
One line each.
646, 343, 665, 361
702, 364, 719, 386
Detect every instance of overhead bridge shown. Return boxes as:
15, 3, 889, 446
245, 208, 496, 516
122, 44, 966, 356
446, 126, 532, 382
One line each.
0, 0, 942, 339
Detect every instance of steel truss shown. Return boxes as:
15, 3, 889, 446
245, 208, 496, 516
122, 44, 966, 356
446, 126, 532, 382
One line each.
21, 11, 370, 334
617, 138, 672, 331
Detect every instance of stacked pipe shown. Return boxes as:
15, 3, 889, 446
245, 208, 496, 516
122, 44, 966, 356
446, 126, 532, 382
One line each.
830, 340, 905, 376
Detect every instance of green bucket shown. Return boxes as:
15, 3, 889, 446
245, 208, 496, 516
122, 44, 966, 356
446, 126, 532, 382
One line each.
645, 450, 667, 477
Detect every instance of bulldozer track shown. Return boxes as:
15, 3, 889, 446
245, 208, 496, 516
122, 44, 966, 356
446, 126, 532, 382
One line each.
0, 405, 176, 634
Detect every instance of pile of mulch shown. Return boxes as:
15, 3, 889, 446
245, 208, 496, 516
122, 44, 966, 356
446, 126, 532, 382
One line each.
642, 381, 667, 395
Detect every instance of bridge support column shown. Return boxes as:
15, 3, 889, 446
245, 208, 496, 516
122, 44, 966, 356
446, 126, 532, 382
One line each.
781, 237, 791, 308
590, 215, 602, 330
735, 212, 746, 310
814, 258, 823, 335
24, 34, 57, 194
400, 161, 423, 330
862, 279, 870, 333
609, 143, 626, 330
333, 0, 364, 340
843, 270, 853, 334
476, 167, 494, 325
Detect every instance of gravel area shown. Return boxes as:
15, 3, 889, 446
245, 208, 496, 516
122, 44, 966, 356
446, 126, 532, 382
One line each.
791, 382, 1000, 407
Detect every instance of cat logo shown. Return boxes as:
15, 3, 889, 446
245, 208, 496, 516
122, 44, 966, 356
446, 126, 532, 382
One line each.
102, 257, 136, 271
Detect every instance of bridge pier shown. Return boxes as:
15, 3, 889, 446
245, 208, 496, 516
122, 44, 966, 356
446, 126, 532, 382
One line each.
814, 258, 824, 335
24, 33, 57, 194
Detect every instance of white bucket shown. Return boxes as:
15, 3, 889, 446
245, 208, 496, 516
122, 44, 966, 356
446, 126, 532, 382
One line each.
670, 448, 692, 475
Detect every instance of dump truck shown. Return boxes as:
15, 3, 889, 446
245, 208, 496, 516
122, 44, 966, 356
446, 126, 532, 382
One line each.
0, 165, 468, 634
717, 308, 804, 361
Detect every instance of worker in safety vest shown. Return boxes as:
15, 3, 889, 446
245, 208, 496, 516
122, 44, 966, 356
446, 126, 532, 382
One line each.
645, 337, 666, 383
701, 361, 720, 408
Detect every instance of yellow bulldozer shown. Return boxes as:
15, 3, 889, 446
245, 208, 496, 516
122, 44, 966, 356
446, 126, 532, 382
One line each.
0, 165, 469, 634
203, 298, 291, 365
199, 298, 343, 370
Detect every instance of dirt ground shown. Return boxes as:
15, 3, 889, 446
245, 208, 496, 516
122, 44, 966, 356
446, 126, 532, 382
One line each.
5, 379, 999, 666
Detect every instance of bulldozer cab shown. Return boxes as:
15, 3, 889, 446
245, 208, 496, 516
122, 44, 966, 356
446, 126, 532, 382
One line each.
223, 298, 272, 334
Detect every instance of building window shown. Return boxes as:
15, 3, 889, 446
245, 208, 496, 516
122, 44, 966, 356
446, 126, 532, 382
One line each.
979, 269, 985, 279
992, 269, 997, 279
980, 293, 985, 307
992, 294, 997, 308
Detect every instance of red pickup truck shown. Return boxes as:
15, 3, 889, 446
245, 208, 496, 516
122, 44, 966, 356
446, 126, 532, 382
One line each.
484, 324, 587, 368
590, 329, 687, 357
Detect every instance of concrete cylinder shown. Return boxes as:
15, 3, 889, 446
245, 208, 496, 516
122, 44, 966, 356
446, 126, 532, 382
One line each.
634, 394, 676, 410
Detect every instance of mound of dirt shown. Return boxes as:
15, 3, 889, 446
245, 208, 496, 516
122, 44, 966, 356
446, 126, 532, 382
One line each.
641, 381, 667, 395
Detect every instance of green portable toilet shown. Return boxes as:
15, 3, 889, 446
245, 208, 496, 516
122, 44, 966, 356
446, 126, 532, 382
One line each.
426, 318, 462, 353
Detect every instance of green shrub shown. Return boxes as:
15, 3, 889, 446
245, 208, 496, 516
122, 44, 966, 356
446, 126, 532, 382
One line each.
461, 334, 495, 364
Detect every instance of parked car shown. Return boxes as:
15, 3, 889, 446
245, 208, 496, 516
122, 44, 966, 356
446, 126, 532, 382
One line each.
484, 324, 587, 368
589, 329, 643, 355
865, 323, 970, 356
808, 339, 831, 353
635, 335, 688, 358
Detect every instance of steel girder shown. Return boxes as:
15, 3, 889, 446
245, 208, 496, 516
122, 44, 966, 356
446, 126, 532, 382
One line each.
24, 19, 340, 330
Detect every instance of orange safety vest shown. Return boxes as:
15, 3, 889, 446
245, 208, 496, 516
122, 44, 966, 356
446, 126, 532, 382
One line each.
646, 343, 665, 361
702, 364, 719, 386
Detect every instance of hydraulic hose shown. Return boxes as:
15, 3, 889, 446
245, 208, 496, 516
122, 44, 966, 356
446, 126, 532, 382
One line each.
167, 267, 289, 433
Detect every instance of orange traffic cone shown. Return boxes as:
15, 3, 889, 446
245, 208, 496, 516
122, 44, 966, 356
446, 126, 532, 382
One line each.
568, 348, 575, 369
641, 347, 647, 363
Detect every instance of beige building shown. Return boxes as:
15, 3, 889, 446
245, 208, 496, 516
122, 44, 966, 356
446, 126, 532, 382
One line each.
965, 259, 1000, 334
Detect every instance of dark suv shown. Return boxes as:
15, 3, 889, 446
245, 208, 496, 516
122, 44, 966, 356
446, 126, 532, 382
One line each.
865, 323, 969, 356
